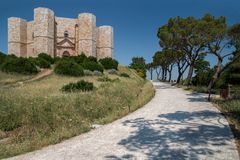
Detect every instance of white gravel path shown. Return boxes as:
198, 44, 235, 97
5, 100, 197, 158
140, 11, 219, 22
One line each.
7, 82, 239, 160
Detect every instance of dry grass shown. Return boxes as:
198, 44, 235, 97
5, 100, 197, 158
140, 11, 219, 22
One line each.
0, 71, 33, 86
0, 66, 155, 159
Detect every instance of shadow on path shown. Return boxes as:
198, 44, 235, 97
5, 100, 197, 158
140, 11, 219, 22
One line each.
105, 86, 235, 159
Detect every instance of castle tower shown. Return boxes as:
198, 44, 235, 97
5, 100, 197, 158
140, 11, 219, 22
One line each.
33, 8, 55, 57
8, 17, 27, 57
78, 13, 96, 57
96, 26, 114, 60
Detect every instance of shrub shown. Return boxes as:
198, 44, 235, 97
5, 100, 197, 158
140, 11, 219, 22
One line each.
97, 76, 113, 82
93, 70, 103, 76
61, 80, 94, 92
108, 69, 118, 75
99, 57, 118, 70
38, 53, 54, 64
53, 57, 62, 63
81, 61, 104, 73
0, 51, 6, 64
74, 54, 87, 64
54, 60, 84, 76
87, 56, 97, 62
84, 70, 93, 76
31, 57, 51, 69
1, 56, 38, 74
120, 73, 130, 78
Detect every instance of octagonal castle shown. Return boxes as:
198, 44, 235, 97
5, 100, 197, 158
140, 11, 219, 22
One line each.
8, 7, 114, 59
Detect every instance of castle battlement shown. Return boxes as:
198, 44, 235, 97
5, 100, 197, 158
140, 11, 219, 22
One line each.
8, 8, 114, 59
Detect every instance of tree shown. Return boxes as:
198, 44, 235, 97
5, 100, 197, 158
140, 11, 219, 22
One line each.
158, 16, 213, 85
152, 51, 163, 80
146, 63, 154, 80
204, 16, 240, 100
192, 57, 214, 86
129, 57, 146, 79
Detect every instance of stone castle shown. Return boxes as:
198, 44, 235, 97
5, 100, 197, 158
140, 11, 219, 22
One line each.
8, 7, 113, 59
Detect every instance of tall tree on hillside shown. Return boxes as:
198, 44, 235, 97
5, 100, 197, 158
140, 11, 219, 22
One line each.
158, 16, 211, 84
203, 16, 240, 100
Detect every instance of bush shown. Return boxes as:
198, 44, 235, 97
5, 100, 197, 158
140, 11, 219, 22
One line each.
38, 53, 54, 64
99, 57, 118, 70
53, 57, 62, 63
120, 73, 130, 78
73, 54, 87, 64
81, 61, 104, 73
0, 52, 6, 64
1, 56, 38, 74
30, 57, 51, 69
54, 60, 84, 76
97, 76, 113, 82
84, 70, 93, 76
108, 69, 118, 75
61, 80, 94, 92
93, 70, 103, 76
87, 56, 97, 62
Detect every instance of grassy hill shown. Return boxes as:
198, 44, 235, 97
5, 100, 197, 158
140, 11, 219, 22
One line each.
0, 65, 154, 159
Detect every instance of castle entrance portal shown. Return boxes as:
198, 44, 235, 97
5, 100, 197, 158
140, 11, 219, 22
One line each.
62, 51, 70, 57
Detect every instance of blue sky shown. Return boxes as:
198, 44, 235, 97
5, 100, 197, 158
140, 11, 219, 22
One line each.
1, 0, 240, 76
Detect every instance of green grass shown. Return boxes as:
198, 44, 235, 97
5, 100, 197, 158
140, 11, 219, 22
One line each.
0, 65, 155, 159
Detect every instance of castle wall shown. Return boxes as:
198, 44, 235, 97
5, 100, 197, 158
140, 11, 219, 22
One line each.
27, 21, 34, 57
8, 8, 113, 59
78, 13, 96, 57
8, 17, 27, 57
55, 17, 77, 57
33, 8, 55, 57
96, 26, 113, 59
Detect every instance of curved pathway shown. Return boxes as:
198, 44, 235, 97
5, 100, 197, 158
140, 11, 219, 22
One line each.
8, 82, 239, 160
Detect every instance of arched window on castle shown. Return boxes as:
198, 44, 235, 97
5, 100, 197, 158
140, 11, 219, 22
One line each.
64, 31, 69, 38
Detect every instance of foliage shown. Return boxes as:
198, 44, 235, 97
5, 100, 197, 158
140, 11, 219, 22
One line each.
83, 70, 93, 76
54, 60, 84, 76
120, 73, 130, 78
87, 56, 97, 62
108, 69, 118, 75
38, 53, 54, 64
29, 57, 51, 69
61, 80, 94, 92
129, 57, 146, 79
192, 58, 215, 86
93, 70, 103, 76
99, 57, 119, 70
1, 56, 38, 74
97, 76, 113, 82
81, 61, 104, 73
0, 51, 6, 64
73, 54, 87, 64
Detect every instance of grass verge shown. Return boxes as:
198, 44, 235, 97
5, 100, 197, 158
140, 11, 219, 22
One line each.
0, 66, 155, 159
213, 99, 240, 155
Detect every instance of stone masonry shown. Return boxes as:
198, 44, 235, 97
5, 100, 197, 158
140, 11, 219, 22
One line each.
8, 7, 114, 59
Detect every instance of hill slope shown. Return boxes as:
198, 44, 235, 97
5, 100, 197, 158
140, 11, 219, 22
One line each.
0, 66, 154, 159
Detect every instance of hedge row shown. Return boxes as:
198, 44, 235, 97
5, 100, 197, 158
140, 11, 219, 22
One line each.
0, 52, 119, 76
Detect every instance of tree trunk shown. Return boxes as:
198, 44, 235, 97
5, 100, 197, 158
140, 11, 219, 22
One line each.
207, 58, 223, 101
155, 67, 161, 80
168, 65, 173, 82
186, 63, 194, 85
150, 68, 153, 80
161, 68, 165, 81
